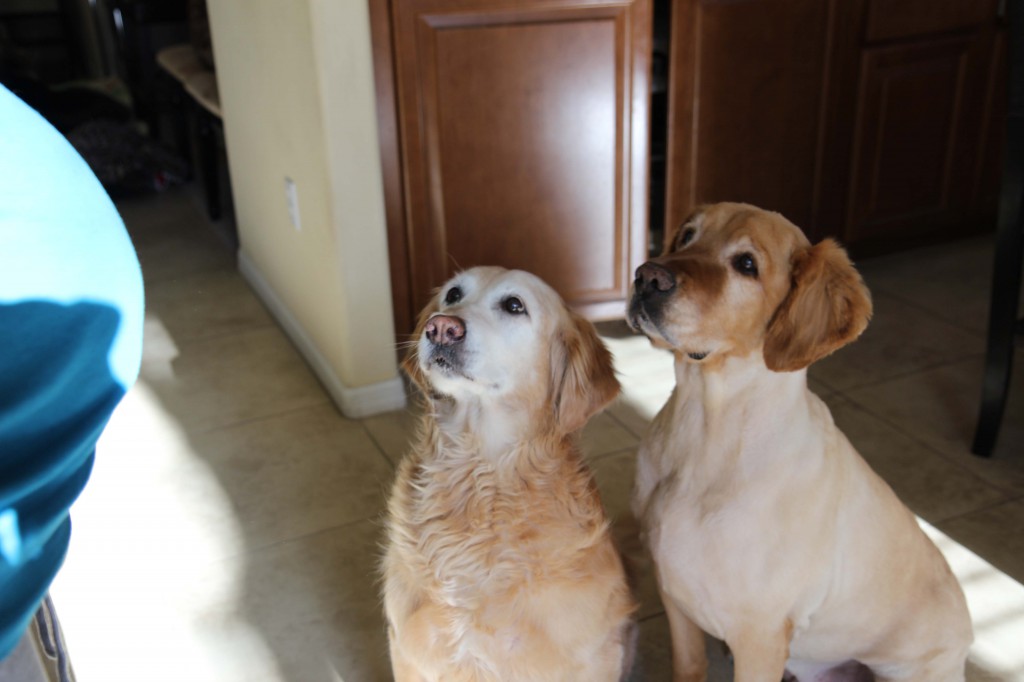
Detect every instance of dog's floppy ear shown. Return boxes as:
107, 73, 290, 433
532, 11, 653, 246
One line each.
763, 239, 872, 372
401, 299, 439, 394
550, 311, 621, 433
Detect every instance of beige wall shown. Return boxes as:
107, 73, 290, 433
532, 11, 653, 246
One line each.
207, 0, 402, 414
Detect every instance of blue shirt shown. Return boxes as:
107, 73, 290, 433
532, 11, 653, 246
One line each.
0, 84, 144, 659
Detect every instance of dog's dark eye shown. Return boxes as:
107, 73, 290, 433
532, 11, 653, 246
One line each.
444, 286, 462, 305
501, 296, 526, 315
732, 253, 759, 278
678, 227, 696, 249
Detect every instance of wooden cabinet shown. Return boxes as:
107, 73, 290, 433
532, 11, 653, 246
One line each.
373, 0, 652, 335
663, 0, 832, 239
845, 33, 994, 250
373, 0, 1005, 337
664, 0, 1005, 255
841, 0, 1004, 253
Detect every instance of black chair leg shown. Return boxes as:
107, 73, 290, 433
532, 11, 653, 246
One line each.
972, 191, 1024, 457
972, 0, 1024, 458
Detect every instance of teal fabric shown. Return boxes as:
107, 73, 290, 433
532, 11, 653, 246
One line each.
0, 85, 144, 659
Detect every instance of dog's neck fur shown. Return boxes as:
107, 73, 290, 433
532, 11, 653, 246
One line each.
427, 393, 563, 463
668, 350, 820, 477
674, 351, 807, 413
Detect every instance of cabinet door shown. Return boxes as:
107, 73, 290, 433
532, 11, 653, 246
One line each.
664, 0, 833, 238
388, 0, 651, 324
845, 34, 993, 249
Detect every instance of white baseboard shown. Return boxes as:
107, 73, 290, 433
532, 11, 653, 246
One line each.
238, 251, 407, 418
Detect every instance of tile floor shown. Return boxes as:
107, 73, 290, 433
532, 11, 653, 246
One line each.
50, 187, 1024, 681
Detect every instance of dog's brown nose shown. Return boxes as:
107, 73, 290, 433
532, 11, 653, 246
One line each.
425, 315, 465, 346
635, 262, 676, 295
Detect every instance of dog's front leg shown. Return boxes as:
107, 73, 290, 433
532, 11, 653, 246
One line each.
728, 624, 790, 682
661, 592, 708, 682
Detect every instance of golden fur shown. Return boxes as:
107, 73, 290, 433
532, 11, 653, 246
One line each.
628, 203, 972, 682
383, 266, 636, 682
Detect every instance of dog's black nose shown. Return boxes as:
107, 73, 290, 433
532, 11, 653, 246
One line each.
635, 262, 676, 295
425, 315, 465, 346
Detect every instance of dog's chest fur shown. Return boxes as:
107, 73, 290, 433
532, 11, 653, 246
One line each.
388, 428, 607, 612
633, 364, 838, 633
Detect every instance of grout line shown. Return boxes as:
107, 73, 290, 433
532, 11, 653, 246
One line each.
822, 353, 986, 395
206, 513, 390, 570
588, 445, 639, 464
182, 396, 334, 437
866, 287, 989, 339
936, 493, 1024, 527
150, 320, 279, 349
604, 406, 651, 441
637, 610, 667, 624
139, 262, 237, 287
362, 421, 401, 468
837, 392, 1024, 501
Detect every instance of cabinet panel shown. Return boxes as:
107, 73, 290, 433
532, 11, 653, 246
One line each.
845, 35, 990, 246
664, 0, 832, 238
390, 0, 651, 323
865, 0, 996, 44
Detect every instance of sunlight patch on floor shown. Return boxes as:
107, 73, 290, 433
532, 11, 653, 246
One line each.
50, 378, 281, 682
601, 332, 675, 419
922, 522, 1024, 678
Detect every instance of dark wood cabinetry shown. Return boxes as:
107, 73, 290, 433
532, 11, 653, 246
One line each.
665, 0, 1005, 254
845, 34, 992, 249
374, 0, 651, 335
373, 0, 1005, 337
663, 0, 832, 239
842, 2, 1004, 253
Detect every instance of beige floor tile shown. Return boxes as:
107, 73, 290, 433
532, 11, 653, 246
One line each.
921, 522, 1024, 680
62, 383, 250, 578
56, 518, 390, 682
938, 498, 1024, 586
629, 616, 734, 682
591, 450, 664, 621
845, 357, 1024, 495
855, 235, 1006, 336
809, 291, 983, 392
608, 396, 656, 439
591, 449, 637, 523
825, 396, 1009, 523
134, 227, 237, 284
140, 324, 331, 434
582, 411, 640, 460
188, 404, 394, 552
603, 332, 676, 429
224, 519, 392, 682
145, 268, 276, 343
361, 403, 421, 465
120, 190, 237, 284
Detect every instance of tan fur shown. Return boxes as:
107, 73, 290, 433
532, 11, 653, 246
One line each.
383, 267, 636, 682
764, 239, 872, 372
629, 203, 972, 682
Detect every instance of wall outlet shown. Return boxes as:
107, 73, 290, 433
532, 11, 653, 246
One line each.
284, 177, 301, 231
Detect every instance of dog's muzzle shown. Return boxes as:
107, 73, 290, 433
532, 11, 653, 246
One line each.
424, 314, 467, 375
628, 261, 676, 330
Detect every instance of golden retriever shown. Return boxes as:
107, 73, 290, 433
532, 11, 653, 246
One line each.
627, 203, 972, 682
382, 266, 637, 682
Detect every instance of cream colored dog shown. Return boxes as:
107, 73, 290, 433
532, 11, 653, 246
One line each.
383, 266, 636, 682
628, 203, 972, 682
